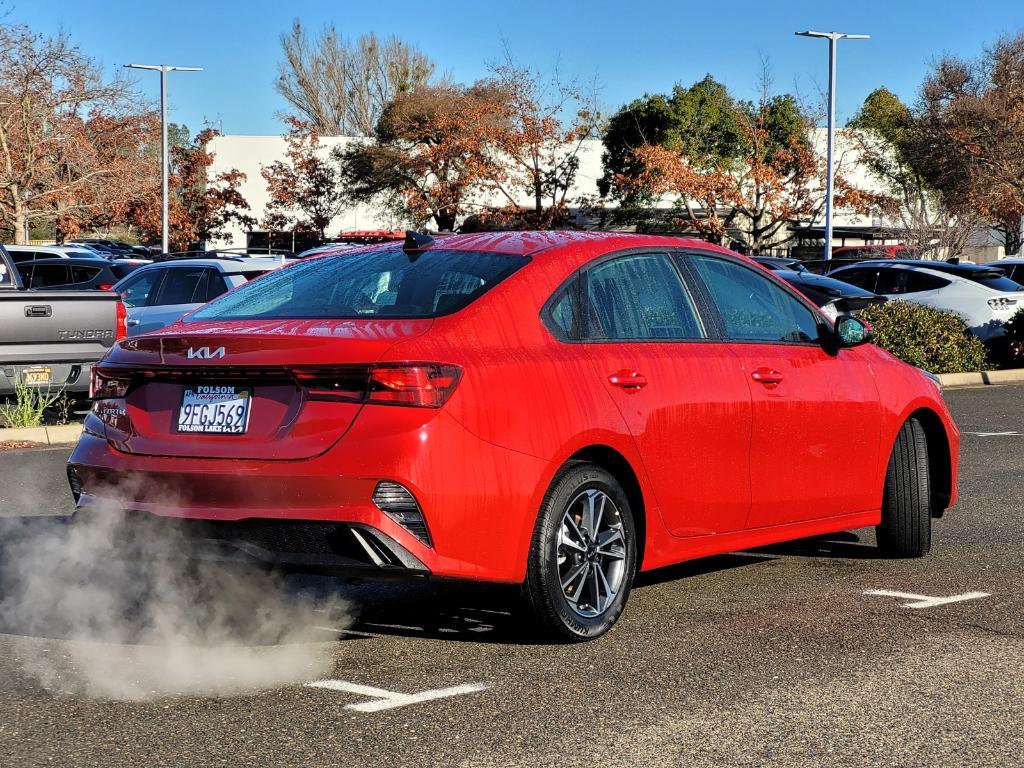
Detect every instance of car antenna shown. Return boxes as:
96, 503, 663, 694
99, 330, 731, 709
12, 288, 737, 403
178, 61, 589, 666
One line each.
404, 230, 434, 256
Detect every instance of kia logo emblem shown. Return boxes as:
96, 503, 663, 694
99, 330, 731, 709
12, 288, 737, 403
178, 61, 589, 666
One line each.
187, 346, 225, 359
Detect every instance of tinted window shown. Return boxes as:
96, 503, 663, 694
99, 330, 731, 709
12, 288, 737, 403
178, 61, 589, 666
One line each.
155, 267, 210, 305
119, 269, 162, 308
8, 251, 34, 263
874, 269, 950, 295
206, 271, 229, 302
691, 255, 820, 343
71, 265, 102, 284
830, 268, 877, 291
190, 248, 527, 321
110, 263, 142, 280
584, 253, 703, 340
966, 272, 1024, 292
546, 277, 581, 340
30, 264, 71, 288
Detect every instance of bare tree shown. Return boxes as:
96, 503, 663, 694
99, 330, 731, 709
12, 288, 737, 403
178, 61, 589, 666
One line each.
0, 24, 156, 243
276, 21, 435, 136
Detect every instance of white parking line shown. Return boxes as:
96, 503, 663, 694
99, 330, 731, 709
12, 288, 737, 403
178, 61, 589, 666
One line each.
864, 589, 990, 609
305, 678, 489, 712
963, 431, 1023, 437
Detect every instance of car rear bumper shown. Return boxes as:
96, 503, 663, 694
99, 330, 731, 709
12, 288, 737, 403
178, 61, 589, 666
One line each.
67, 408, 552, 583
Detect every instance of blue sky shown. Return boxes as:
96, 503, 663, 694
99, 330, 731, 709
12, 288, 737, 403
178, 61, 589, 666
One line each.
13, 0, 1024, 136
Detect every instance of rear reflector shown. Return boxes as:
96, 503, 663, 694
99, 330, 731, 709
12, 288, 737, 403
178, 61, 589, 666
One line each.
372, 481, 432, 546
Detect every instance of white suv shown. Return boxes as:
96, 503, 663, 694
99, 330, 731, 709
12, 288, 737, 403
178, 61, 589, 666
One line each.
4, 244, 103, 262
830, 260, 1024, 341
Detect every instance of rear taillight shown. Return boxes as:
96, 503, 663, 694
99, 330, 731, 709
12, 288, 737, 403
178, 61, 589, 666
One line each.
90, 367, 131, 399
367, 365, 461, 407
115, 299, 128, 341
295, 364, 461, 408
98, 284, 115, 291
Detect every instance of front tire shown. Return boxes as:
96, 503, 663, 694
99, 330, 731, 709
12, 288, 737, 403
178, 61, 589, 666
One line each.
876, 418, 932, 558
523, 462, 637, 642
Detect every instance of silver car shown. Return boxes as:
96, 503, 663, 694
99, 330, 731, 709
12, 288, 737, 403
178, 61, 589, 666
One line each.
113, 257, 288, 335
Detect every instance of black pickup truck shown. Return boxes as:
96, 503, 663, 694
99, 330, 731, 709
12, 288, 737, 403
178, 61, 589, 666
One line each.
0, 244, 125, 397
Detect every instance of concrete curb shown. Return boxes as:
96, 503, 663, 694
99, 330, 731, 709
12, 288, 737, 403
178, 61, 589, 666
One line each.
938, 369, 1024, 388
0, 422, 83, 446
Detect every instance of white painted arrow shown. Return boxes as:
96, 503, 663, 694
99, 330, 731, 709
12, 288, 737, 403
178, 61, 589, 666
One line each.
305, 678, 488, 712
864, 589, 990, 609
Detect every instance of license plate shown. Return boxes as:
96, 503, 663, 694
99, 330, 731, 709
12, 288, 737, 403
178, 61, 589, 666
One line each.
177, 386, 252, 434
22, 366, 52, 385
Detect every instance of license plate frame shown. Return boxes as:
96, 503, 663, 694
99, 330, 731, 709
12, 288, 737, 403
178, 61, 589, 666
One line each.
176, 385, 253, 435
21, 366, 52, 385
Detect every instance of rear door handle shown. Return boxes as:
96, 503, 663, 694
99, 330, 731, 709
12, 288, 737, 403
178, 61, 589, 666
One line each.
608, 369, 648, 389
751, 367, 784, 385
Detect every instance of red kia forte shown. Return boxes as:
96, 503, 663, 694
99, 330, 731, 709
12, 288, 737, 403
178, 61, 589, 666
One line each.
68, 231, 959, 640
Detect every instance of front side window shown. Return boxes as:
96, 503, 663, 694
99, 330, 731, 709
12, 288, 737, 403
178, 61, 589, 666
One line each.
189, 248, 528, 321
119, 269, 162, 308
875, 269, 949, 295
690, 255, 820, 343
584, 253, 704, 340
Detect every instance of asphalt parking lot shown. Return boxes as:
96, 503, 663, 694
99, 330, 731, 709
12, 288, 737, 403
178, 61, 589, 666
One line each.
1, 384, 1022, 767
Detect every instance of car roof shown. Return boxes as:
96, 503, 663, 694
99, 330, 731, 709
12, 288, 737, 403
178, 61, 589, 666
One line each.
830, 259, 1003, 277
776, 269, 878, 297
133, 257, 288, 273
314, 231, 736, 264
15, 256, 113, 267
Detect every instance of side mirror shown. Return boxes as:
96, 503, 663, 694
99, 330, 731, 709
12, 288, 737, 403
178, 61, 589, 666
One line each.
833, 315, 873, 347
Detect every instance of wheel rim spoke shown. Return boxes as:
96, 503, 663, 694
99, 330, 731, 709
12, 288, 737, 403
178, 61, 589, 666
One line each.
555, 488, 629, 619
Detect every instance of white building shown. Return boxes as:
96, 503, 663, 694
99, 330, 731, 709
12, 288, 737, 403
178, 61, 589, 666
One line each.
207, 131, 1004, 261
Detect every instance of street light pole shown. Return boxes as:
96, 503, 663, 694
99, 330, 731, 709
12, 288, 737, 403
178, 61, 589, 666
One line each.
795, 31, 868, 261
124, 64, 202, 253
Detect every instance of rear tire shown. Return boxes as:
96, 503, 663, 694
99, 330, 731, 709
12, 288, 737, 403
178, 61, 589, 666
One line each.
523, 462, 637, 642
876, 418, 932, 558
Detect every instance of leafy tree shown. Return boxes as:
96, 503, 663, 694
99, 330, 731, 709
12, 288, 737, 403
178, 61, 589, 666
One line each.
470, 58, 600, 229
262, 117, 345, 240
913, 33, 1024, 255
0, 24, 157, 243
276, 21, 435, 136
608, 76, 871, 249
336, 84, 512, 231
849, 88, 978, 257
130, 127, 255, 249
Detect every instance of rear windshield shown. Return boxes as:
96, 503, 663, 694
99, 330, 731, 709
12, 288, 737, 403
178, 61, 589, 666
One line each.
967, 272, 1024, 292
188, 248, 529, 321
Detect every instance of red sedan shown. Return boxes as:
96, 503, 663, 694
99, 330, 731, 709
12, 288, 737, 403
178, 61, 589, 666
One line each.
69, 231, 959, 641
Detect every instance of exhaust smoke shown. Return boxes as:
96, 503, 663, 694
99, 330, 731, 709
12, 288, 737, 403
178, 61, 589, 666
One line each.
0, 475, 350, 701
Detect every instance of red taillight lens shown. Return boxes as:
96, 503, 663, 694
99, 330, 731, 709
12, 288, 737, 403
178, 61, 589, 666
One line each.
367, 364, 461, 407
98, 284, 115, 291
89, 367, 131, 399
294, 364, 462, 408
115, 299, 128, 341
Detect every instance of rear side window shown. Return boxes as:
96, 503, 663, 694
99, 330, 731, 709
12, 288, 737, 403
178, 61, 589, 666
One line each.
875, 269, 949, 294
30, 264, 71, 288
189, 248, 528, 321
967, 272, 1024, 292
155, 267, 211, 305
690, 255, 820, 343
584, 253, 703, 340
71, 266, 102, 284
206, 271, 229, 302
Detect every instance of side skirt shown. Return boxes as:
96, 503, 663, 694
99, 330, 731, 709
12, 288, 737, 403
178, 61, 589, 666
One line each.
640, 509, 882, 572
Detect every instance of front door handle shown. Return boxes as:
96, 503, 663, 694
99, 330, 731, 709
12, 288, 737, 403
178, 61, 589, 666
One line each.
126, 319, 140, 327
751, 367, 784, 385
608, 369, 648, 389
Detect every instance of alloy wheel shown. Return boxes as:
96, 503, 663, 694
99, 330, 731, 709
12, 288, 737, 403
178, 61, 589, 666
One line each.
556, 488, 628, 618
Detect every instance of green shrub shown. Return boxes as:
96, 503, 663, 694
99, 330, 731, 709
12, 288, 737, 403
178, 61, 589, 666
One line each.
1003, 306, 1024, 367
859, 300, 987, 374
